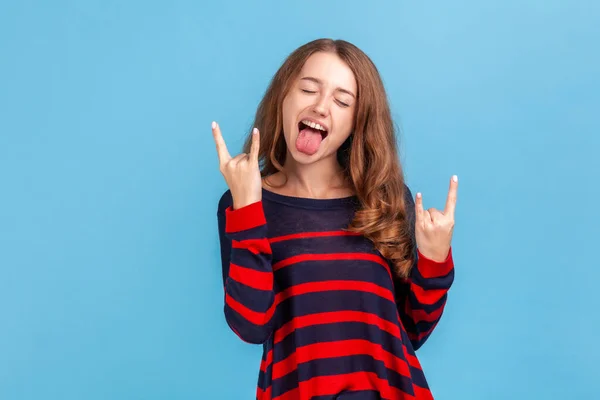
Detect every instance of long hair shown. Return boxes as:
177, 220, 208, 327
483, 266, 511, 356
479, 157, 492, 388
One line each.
242, 38, 415, 278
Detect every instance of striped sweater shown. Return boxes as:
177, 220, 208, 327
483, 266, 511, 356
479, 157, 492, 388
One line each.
217, 185, 454, 400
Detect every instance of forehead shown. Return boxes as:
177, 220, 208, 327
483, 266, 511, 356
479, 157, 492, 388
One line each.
298, 52, 357, 92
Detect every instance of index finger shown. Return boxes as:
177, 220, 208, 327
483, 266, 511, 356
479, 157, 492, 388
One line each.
212, 121, 231, 164
444, 175, 458, 217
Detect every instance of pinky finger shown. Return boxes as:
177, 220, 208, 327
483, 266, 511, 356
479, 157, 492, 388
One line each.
415, 192, 425, 223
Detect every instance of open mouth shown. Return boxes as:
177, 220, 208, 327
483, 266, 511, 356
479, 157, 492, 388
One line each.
298, 120, 329, 139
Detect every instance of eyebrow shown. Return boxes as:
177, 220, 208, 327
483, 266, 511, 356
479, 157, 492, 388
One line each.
300, 76, 356, 98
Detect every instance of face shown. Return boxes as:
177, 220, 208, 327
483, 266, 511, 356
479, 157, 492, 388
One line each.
281, 51, 357, 164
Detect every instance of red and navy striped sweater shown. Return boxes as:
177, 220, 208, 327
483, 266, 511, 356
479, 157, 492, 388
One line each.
217, 185, 454, 400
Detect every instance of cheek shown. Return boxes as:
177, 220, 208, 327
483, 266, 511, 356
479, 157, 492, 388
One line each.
332, 110, 354, 142
282, 104, 301, 150
281, 98, 294, 134
283, 94, 308, 134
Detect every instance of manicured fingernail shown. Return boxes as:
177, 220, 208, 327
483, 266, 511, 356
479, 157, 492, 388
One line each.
211, 121, 216, 129
253, 127, 258, 135
452, 175, 458, 182
416, 192, 422, 199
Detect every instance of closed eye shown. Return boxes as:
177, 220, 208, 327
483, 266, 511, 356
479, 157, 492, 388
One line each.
301, 88, 350, 107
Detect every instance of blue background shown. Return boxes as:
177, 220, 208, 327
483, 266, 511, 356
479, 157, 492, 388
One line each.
1, 1, 598, 399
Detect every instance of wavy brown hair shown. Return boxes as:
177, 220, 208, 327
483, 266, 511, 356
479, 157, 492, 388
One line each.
242, 38, 416, 278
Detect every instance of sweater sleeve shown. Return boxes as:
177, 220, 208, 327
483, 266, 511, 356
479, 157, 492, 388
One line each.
394, 185, 455, 351
216, 191, 276, 344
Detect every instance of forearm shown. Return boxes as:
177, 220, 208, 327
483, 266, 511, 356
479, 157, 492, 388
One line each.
219, 200, 276, 344
397, 247, 454, 350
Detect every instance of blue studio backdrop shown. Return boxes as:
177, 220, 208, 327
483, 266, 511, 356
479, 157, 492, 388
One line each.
1, 1, 598, 399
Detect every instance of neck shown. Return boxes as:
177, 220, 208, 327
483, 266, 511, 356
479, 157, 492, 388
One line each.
280, 152, 351, 199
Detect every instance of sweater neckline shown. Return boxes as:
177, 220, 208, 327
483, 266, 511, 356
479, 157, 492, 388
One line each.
261, 188, 358, 210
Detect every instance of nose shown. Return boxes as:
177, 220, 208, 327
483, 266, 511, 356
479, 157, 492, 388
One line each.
312, 94, 330, 117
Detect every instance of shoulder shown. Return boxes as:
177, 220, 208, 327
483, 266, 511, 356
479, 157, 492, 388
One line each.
217, 189, 233, 216
403, 183, 416, 224
403, 183, 414, 205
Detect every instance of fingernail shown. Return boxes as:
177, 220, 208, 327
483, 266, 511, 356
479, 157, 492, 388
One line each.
416, 192, 422, 199
253, 127, 258, 135
211, 121, 216, 129
452, 175, 458, 182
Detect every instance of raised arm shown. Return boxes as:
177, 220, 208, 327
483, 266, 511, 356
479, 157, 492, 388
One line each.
213, 122, 275, 344
395, 178, 457, 350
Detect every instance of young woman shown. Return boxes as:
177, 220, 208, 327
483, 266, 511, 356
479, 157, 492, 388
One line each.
213, 38, 457, 400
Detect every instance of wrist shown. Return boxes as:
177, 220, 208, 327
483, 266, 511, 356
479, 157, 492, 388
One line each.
415, 246, 454, 279
225, 200, 266, 233
232, 194, 262, 210
417, 246, 451, 263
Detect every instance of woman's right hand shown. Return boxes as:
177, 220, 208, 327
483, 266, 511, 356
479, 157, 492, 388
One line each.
212, 121, 262, 210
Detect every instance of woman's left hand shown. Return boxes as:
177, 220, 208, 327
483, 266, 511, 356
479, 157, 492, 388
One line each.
414, 175, 458, 262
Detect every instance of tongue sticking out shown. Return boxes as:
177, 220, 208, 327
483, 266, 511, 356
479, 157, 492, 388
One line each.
295, 126, 324, 155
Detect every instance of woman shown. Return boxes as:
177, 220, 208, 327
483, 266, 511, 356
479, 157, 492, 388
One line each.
213, 38, 457, 400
